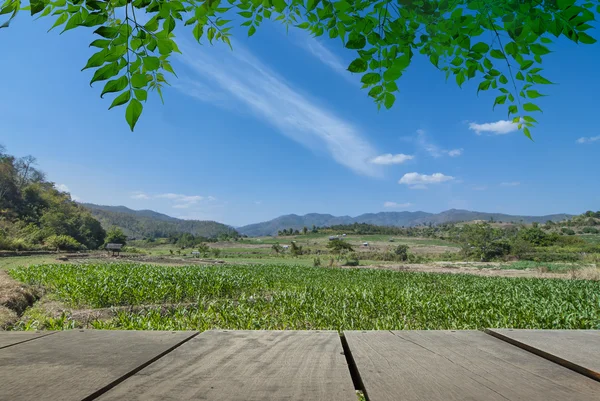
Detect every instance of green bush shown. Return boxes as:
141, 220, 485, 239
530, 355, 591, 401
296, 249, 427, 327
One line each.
393, 244, 409, 261
104, 227, 127, 246
44, 235, 83, 251
582, 227, 600, 234
561, 228, 576, 236
313, 257, 322, 267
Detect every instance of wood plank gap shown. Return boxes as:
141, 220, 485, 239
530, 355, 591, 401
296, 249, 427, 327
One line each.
81, 331, 201, 401
340, 332, 370, 401
0, 331, 57, 350
484, 329, 600, 383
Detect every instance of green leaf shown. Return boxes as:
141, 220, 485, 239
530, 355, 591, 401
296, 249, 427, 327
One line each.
526, 90, 545, 98
519, 60, 534, 70
248, 25, 256, 37
89, 39, 110, 48
384, 92, 395, 109
471, 42, 489, 53
307, 0, 319, 11
523, 103, 542, 112
48, 13, 68, 31
125, 98, 143, 131
193, 23, 203, 42
108, 90, 130, 110
523, 127, 532, 140
273, 0, 286, 13
578, 32, 597, 44
456, 71, 465, 87
532, 75, 554, 85
347, 58, 367, 73
134, 89, 148, 102
477, 80, 491, 94
94, 26, 118, 38
346, 34, 366, 50
131, 73, 147, 89
530, 43, 551, 55
90, 62, 119, 86
30, 0, 45, 15
361, 72, 380, 85
62, 12, 83, 33
508, 105, 518, 116
368, 85, 383, 98
383, 66, 402, 82
557, 0, 576, 10
143, 56, 160, 71
499, 75, 508, 84
82, 49, 107, 70
101, 75, 128, 98
490, 49, 505, 59
493, 95, 507, 110
523, 115, 538, 124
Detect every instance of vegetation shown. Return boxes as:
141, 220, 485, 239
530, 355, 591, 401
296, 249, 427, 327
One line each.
0, 146, 105, 251
2, 1, 597, 135
84, 203, 240, 240
8, 263, 600, 331
104, 227, 127, 246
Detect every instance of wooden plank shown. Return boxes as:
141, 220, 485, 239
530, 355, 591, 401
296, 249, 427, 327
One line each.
98, 330, 357, 401
0, 330, 197, 401
345, 330, 600, 401
486, 329, 600, 381
0, 331, 55, 349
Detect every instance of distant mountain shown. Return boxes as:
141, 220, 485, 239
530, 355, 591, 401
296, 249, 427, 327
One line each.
81, 203, 238, 239
238, 209, 573, 236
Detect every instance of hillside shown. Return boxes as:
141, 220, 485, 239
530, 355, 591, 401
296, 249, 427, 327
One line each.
238, 209, 573, 236
82, 203, 238, 239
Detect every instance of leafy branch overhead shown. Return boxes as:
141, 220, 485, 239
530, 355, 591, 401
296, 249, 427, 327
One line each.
1, 0, 597, 134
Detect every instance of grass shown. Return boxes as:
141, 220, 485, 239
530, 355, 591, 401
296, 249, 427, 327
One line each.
501, 261, 587, 272
0, 255, 61, 270
8, 262, 600, 331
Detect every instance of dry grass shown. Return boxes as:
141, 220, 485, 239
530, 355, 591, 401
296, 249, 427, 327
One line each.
0, 270, 40, 328
570, 266, 600, 281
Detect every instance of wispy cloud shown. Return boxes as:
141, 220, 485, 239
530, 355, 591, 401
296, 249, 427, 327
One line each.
383, 201, 413, 209
472, 185, 488, 191
500, 181, 520, 187
130, 192, 215, 208
56, 184, 69, 192
370, 153, 414, 165
469, 120, 518, 135
447, 148, 463, 157
303, 37, 353, 81
576, 135, 600, 144
399, 172, 455, 189
416, 130, 463, 158
176, 40, 380, 177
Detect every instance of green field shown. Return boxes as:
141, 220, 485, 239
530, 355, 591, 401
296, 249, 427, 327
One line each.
8, 263, 600, 331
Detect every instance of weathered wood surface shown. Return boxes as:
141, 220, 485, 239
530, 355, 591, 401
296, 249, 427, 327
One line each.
98, 330, 357, 401
345, 330, 600, 401
487, 329, 600, 381
0, 331, 55, 349
0, 330, 197, 401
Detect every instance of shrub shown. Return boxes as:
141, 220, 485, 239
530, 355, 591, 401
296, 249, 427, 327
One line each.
393, 244, 409, 261
44, 235, 83, 251
344, 252, 359, 266
104, 227, 127, 246
582, 227, 600, 234
313, 257, 322, 267
290, 242, 303, 257
561, 228, 576, 236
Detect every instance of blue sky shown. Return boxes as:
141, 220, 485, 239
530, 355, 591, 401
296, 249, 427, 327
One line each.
1, 14, 599, 226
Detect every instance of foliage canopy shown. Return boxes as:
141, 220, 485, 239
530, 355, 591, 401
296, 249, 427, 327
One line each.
2, 0, 598, 136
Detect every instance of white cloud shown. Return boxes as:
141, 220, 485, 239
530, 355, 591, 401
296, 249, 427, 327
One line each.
447, 148, 463, 157
500, 181, 520, 187
56, 184, 69, 192
71, 195, 81, 202
131, 191, 150, 200
469, 120, 518, 135
472, 186, 488, 191
576, 135, 600, 144
370, 153, 414, 165
383, 201, 413, 209
176, 40, 380, 177
399, 172, 455, 189
254, 200, 263, 205
303, 38, 353, 82
415, 130, 462, 158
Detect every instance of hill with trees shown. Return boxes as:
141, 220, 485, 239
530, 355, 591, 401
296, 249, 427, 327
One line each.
238, 210, 573, 237
82, 203, 239, 240
0, 146, 105, 251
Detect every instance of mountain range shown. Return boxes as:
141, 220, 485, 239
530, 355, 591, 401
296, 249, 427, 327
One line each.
81, 203, 238, 239
81, 203, 572, 238
236, 210, 573, 236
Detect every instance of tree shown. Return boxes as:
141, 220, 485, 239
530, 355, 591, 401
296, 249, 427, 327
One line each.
393, 244, 409, 261
456, 223, 510, 262
197, 242, 210, 256
105, 227, 127, 246
290, 241, 303, 257
326, 239, 354, 254
1, 1, 596, 135
302, 226, 308, 235
271, 242, 283, 254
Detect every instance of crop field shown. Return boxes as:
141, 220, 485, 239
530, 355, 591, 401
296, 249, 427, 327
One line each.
8, 262, 600, 331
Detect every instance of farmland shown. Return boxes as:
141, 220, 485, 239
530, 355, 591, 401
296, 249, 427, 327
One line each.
6, 262, 600, 331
